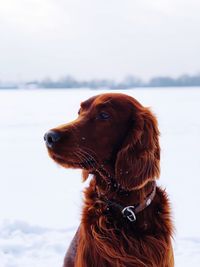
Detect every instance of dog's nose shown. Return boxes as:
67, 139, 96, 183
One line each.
44, 131, 61, 148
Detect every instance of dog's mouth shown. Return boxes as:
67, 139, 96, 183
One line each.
49, 151, 96, 169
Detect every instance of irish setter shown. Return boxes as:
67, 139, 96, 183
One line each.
44, 93, 174, 267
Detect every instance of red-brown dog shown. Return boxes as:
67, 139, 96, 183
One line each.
44, 93, 174, 267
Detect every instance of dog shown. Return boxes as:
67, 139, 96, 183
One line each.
44, 93, 174, 267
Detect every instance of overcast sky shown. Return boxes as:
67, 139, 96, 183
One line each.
0, 0, 200, 82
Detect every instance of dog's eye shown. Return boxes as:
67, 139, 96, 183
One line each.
78, 108, 81, 115
96, 112, 110, 120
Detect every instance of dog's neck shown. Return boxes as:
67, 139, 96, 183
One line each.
91, 166, 155, 198
90, 172, 157, 223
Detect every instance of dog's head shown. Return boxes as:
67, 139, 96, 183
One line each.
44, 93, 160, 190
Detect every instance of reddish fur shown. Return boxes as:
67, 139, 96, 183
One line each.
46, 93, 174, 267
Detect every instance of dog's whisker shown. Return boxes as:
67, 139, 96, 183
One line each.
73, 151, 84, 163
76, 149, 97, 168
73, 150, 92, 168
75, 151, 91, 168
79, 148, 98, 164
79, 149, 98, 169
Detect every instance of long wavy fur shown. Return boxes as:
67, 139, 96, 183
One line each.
46, 93, 174, 267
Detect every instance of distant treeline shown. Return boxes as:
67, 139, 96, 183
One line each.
1, 74, 200, 89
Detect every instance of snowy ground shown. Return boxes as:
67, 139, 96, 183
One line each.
0, 88, 200, 266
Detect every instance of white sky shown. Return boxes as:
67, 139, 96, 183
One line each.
0, 0, 200, 81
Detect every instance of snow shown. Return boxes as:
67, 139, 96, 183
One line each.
0, 220, 73, 267
0, 88, 200, 266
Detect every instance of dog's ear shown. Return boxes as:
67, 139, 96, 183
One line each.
115, 108, 160, 191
